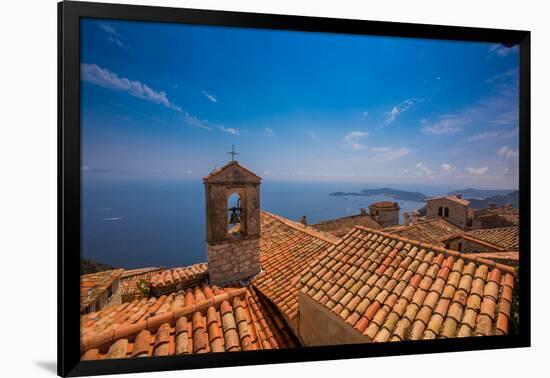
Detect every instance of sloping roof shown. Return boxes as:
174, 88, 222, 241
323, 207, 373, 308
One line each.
462, 252, 519, 267
80, 284, 297, 360
120, 268, 164, 300
386, 218, 464, 247
203, 160, 261, 181
311, 214, 381, 238
426, 195, 470, 207
150, 263, 209, 294
300, 226, 514, 341
81, 269, 124, 312
463, 227, 519, 251
369, 201, 400, 209
252, 211, 338, 322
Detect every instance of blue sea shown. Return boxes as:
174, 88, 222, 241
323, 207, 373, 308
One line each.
82, 179, 455, 269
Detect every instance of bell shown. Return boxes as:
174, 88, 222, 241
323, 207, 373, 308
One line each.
229, 208, 241, 225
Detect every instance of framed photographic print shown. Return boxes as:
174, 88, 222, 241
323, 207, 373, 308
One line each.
58, 1, 530, 376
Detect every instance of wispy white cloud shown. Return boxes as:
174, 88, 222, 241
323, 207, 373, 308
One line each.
108, 36, 130, 49
219, 126, 240, 135
307, 130, 317, 140
466, 131, 501, 142
81, 63, 182, 111
183, 112, 211, 130
486, 68, 519, 84
440, 163, 456, 175
498, 145, 518, 159
99, 23, 119, 36
202, 91, 218, 103
489, 44, 519, 57
465, 166, 489, 176
343, 131, 369, 150
263, 127, 274, 137
415, 162, 433, 177
370, 146, 411, 160
466, 127, 518, 142
421, 114, 467, 135
385, 98, 423, 124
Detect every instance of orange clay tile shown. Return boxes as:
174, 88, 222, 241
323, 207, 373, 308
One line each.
80, 284, 298, 360
149, 263, 208, 295
310, 213, 382, 238
299, 226, 515, 342
81, 269, 124, 312
386, 218, 464, 247
252, 211, 337, 323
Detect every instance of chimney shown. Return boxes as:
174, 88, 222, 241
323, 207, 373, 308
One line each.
456, 194, 462, 199
300, 215, 307, 226
411, 211, 419, 225
403, 212, 410, 226
360, 208, 367, 216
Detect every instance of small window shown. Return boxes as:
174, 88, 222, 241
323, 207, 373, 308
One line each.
228, 192, 244, 236
444, 207, 449, 217
457, 242, 463, 252
438, 207, 443, 216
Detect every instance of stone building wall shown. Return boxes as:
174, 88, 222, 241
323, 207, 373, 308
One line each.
426, 198, 468, 229
84, 278, 122, 313
375, 209, 399, 227
445, 238, 500, 254
207, 238, 261, 284
298, 292, 370, 346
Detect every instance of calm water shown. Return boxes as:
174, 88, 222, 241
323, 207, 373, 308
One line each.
82, 179, 452, 269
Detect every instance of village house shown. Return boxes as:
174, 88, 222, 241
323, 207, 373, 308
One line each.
80, 269, 124, 314
472, 204, 519, 230
79, 160, 516, 360
368, 201, 400, 227
308, 208, 382, 238
425, 195, 470, 229
442, 226, 519, 254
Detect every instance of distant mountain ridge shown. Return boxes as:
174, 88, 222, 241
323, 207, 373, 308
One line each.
330, 187, 427, 202
447, 188, 515, 200
467, 190, 519, 209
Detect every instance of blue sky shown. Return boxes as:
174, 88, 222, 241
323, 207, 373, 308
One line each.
81, 19, 520, 189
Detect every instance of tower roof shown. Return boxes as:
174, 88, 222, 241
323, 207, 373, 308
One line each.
203, 160, 261, 184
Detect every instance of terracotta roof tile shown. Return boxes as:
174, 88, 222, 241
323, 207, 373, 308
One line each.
80, 284, 298, 360
150, 263, 208, 295
369, 201, 400, 209
311, 213, 382, 237
426, 195, 470, 207
252, 211, 337, 322
120, 268, 164, 301
463, 227, 519, 251
300, 226, 515, 341
386, 218, 464, 247
80, 269, 124, 312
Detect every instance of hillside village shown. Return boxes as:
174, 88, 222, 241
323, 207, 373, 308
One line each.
80, 160, 519, 360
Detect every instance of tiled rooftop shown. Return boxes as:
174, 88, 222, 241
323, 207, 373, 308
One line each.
300, 226, 515, 341
252, 211, 337, 322
80, 284, 297, 360
462, 227, 519, 251
462, 252, 519, 267
370, 201, 399, 209
120, 268, 164, 301
311, 213, 381, 238
386, 218, 464, 247
427, 195, 470, 207
81, 269, 124, 312
150, 263, 209, 294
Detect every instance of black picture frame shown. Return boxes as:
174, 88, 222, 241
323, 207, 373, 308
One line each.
58, 1, 531, 376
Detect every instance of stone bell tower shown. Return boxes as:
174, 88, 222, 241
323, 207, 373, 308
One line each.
203, 157, 262, 285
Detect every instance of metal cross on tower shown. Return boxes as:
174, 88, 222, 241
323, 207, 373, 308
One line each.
227, 145, 239, 161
